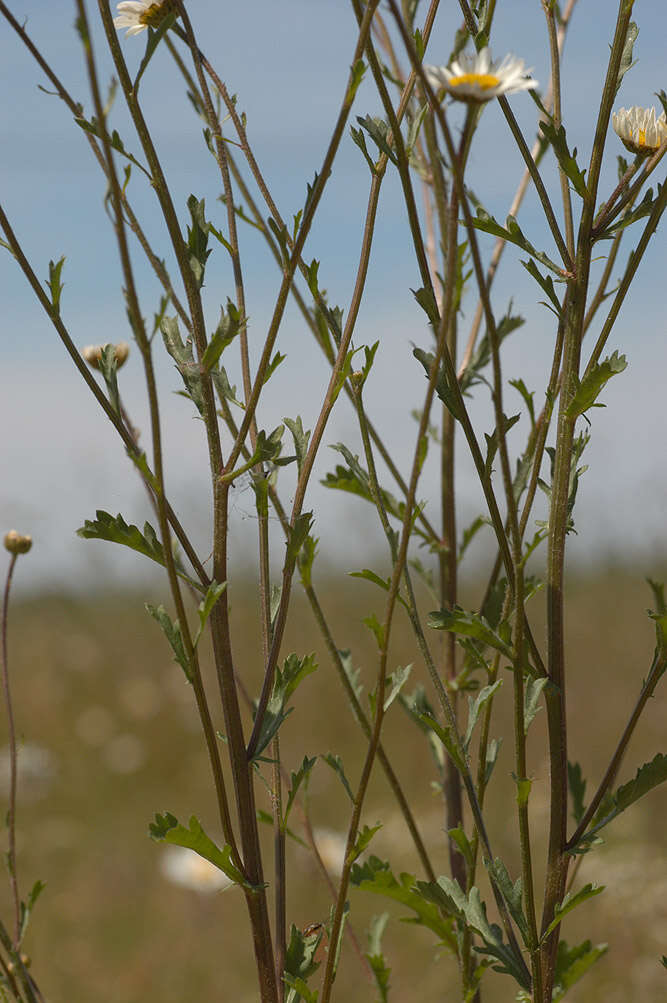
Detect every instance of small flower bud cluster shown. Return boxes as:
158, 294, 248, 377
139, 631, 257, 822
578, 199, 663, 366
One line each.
81, 342, 130, 369
4, 531, 33, 555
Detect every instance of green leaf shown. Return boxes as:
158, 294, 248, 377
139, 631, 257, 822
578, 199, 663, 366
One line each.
543, 883, 605, 939
566, 351, 627, 417
185, 195, 211, 288
350, 123, 377, 174
97, 343, 122, 417
18, 879, 46, 942
45, 256, 66, 314
553, 939, 608, 1002
77, 510, 203, 591
448, 826, 474, 871
251, 653, 318, 761
614, 21, 638, 97
211, 367, 243, 409
355, 114, 398, 165
524, 677, 548, 732
348, 823, 382, 865
74, 115, 151, 179
464, 680, 503, 751
413, 347, 464, 421
149, 812, 253, 888
351, 856, 457, 952
202, 300, 243, 371
366, 913, 391, 1003
134, 12, 178, 92
576, 753, 667, 847
284, 416, 311, 475
539, 120, 588, 199
382, 664, 412, 713
458, 515, 487, 563
146, 603, 190, 681
349, 569, 409, 612
568, 761, 587, 824
418, 714, 466, 775
471, 208, 565, 276
596, 183, 664, 240
284, 755, 318, 828
284, 922, 324, 994
297, 534, 318, 589
412, 286, 440, 329
286, 513, 314, 570
363, 613, 386, 651
521, 258, 563, 317
321, 753, 354, 803
428, 606, 514, 659
347, 58, 367, 101
194, 581, 227, 647
484, 413, 521, 480
161, 315, 205, 414
486, 858, 529, 945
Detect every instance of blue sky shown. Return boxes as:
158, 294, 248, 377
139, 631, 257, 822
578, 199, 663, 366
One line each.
1, 0, 666, 590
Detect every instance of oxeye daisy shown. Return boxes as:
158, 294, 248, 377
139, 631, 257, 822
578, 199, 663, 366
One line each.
425, 47, 537, 104
113, 0, 177, 38
612, 106, 667, 155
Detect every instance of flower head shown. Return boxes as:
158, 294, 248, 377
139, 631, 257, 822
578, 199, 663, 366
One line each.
113, 0, 176, 38
425, 47, 537, 104
4, 531, 32, 556
81, 342, 130, 369
612, 106, 667, 156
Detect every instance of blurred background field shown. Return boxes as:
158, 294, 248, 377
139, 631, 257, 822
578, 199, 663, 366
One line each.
1, 562, 665, 1002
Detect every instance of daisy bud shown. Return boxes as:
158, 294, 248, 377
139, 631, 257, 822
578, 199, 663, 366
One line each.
4, 531, 33, 555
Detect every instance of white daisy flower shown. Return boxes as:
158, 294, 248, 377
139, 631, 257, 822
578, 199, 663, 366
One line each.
160, 846, 234, 894
612, 106, 667, 155
113, 0, 176, 38
425, 47, 537, 104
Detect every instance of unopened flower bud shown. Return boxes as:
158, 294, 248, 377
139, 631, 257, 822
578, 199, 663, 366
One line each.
4, 531, 33, 555
350, 371, 364, 390
81, 342, 130, 369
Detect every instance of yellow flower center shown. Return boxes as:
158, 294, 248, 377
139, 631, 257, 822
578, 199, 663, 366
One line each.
637, 128, 646, 147
450, 73, 501, 90
140, 1, 176, 27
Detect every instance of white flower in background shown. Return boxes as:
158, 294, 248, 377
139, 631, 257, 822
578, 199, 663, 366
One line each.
313, 828, 348, 876
113, 1, 176, 38
425, 47, 537, 104
160, 846, 234, 893
612, 106, 667, 155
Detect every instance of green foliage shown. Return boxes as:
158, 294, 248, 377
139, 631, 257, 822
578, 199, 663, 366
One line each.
614, 21, 638, 97
77, 510, 202, 591
348, 823, 382, 866
45, 256, 66, 314
552, 939, 608, 1001
349, 569, 409, 612
485, 858, 529, 946
539, 120, 588, 199
366, 913, 391, 1002
463, 680, 502, 751
428, 605, 513, 659
97, 343, 122, 417
566, 352, 627, 417
355, 115, 398, 165
347, 58, 367, 101
521, 257, 563, 317
573, 753, 667, 850
321, 753, 354, 803
161, 315, 205, 414
284, 755, 318, 828
543, 883, 605, 939
284, 923, 323, 1002
193, 581, 227, 647
350, 856, 457, 953
250, 653, 318, 761
471, 208, 564, 276
417, 877, 531, 988
596, 184, 664, 240
202, 300, 243, 371
148, 812, 252, 888
74, 115, 151, 179
18, 879, 46, 943
145, 603, 190, 681
568, 761, 587, 824
524, 677, 548, 732
185, 195, 212, 288
284, 416, 311, 475
413, 346, 464, 421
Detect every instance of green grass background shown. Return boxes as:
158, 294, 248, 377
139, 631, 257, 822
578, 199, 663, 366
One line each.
1, 564, 665, 1001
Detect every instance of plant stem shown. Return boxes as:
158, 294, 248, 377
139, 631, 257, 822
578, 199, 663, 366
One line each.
1, 553, 21, 949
